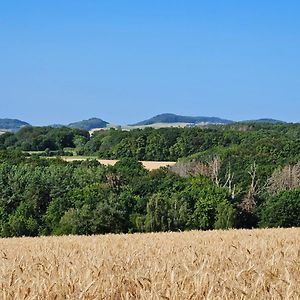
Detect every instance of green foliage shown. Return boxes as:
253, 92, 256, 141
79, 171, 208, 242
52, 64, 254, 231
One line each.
92, 194, 128, 234
6, 202, 39, 237
0, 122, 299, 237
73, 135, 88, 153
145, 193, 170, 232
0, 126, 89, 151
144, 192, 190, 232
214, 202, 236, 229
188, 178, 233, 230
259, 189, 300, 228
114, 157, 148, 179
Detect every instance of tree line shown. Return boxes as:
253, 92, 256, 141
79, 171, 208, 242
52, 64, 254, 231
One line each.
0, 123, 299, 236
0, 149, 299, 237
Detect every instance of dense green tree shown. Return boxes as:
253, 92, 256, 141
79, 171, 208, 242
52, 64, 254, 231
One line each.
214, 201, 237, 229
56, 205, 93, 235
0, 122, 299, 237
0, 126, 89, 151
187, 177, 233, 230
113, 157, 148, 179
145, 193, 170, 232
259, 189, 300, 228
7, 202, 39, 237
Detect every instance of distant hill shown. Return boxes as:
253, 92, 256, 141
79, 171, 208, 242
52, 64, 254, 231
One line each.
0, 116, 288, 133
241, 118, 285, 124
0, 118, 30, 132
131, 113, 233, 126
68, 118, 109, 131
49, 124, 65, 128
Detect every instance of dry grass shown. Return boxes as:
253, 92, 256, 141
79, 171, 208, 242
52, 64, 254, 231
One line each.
1, 228, 299, 299
62, 157, 176, 170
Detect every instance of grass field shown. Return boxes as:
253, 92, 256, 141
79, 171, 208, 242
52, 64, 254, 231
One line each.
1, 228, 299, 299
27, 151, 177, 170
62, 156, 176, 170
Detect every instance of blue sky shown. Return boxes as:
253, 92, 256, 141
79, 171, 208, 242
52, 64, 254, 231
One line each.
0, 1, 299, 125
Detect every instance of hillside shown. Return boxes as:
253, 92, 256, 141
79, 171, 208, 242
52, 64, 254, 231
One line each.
131, 113, 233, 126
241, 118, 285, 124
0, 118, 30, 132
68, 118, 109, 131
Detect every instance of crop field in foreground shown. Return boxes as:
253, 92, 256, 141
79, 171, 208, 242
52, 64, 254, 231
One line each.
1, 228, 299, 299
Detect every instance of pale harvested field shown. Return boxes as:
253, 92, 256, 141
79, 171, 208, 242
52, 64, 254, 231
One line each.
62, 156, 176, 170
89, 123, 191, 134
1, 228, 299, 300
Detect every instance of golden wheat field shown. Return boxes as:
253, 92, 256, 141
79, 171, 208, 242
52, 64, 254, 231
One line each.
1, 228, 300, 300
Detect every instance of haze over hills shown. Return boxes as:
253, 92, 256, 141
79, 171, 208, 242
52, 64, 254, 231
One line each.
0, 115, 288, 133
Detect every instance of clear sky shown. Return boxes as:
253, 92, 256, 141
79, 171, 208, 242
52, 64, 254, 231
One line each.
0, 1, 299, 125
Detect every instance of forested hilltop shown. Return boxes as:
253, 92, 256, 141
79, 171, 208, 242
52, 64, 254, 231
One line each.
0, 122, 299, 237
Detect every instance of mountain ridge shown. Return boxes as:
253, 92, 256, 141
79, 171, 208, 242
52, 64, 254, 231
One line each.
0, 118, 30, 132
68, 118, 109, 131
0, 115, 288, 133
240, 118, 285, 124
130, 113, 234, 126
